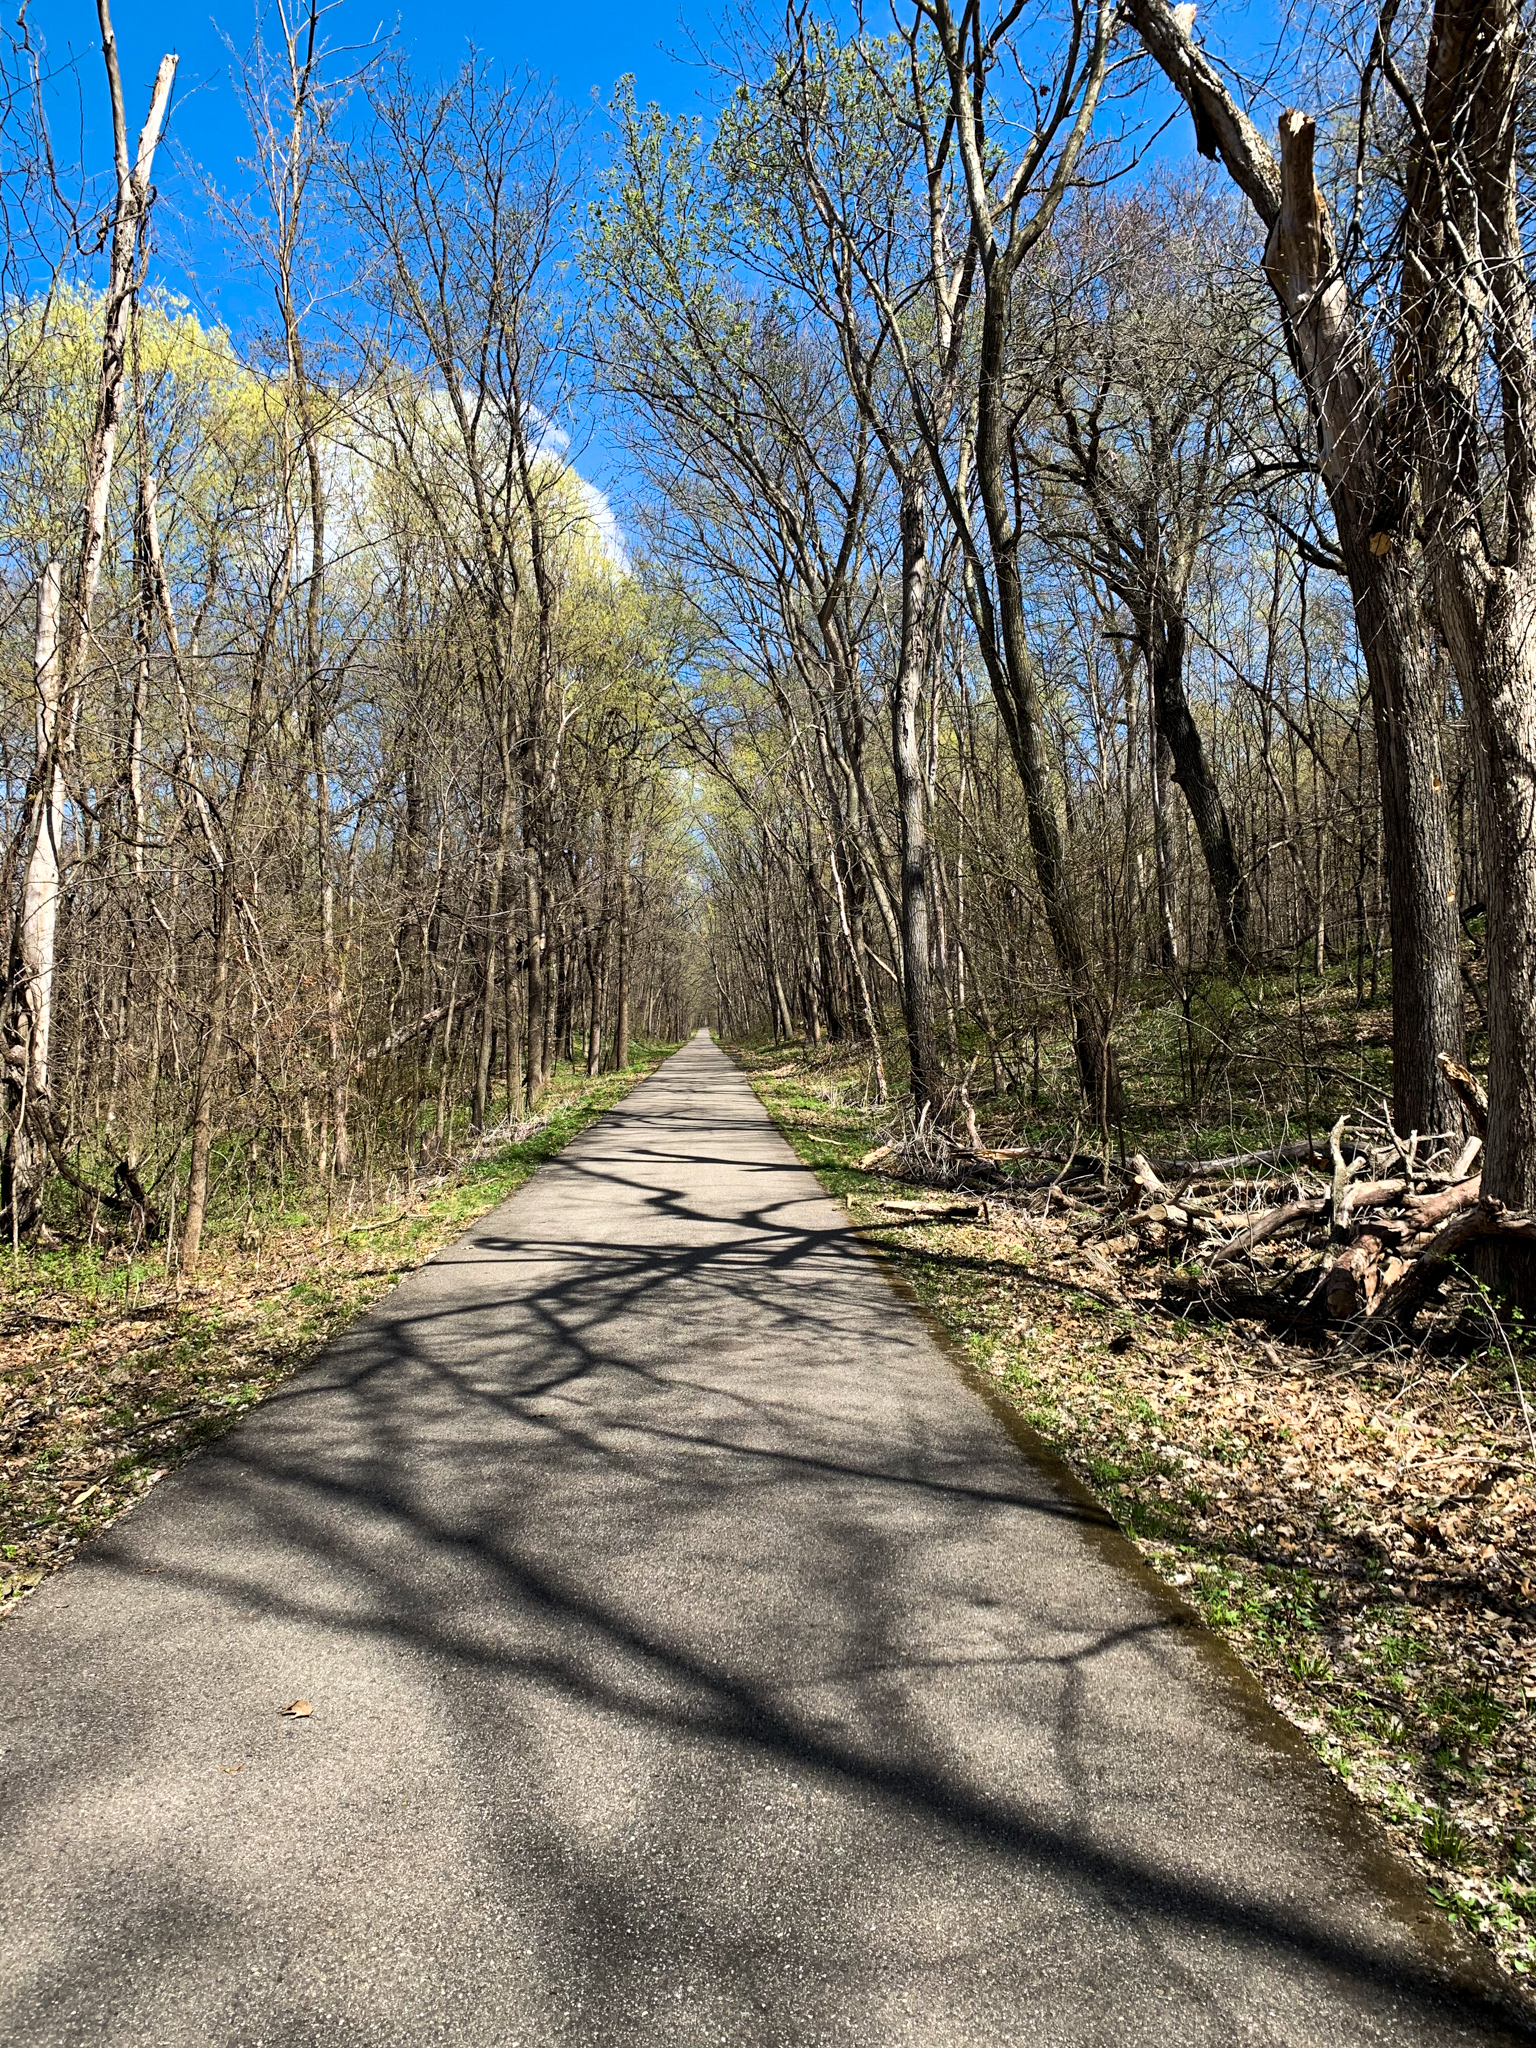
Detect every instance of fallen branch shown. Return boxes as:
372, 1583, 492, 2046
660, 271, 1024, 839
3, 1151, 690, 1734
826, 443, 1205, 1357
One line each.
1348, 1202, 1536, 1343
352, 998, 467, 1076
875, 1198, 988, 1224
1210, 1196, 1328, 1266
1157, 1136, 1361, 1176
1360, 1199, 1504, 1338
112, 1405, 201, 1441
1403, 1174, 1481, 1232
1337, 1177, 1408, 1225
1327, 1114, 1361, 1238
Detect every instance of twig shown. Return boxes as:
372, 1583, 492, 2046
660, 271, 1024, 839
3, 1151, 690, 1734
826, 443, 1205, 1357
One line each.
1487, 1311, 1536, 1467
113, 1405, 201, 1440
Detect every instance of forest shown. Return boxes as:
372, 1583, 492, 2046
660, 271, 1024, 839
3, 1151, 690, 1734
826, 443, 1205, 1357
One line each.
5, 0, 1536, 1992
1, 0, 1532, 1294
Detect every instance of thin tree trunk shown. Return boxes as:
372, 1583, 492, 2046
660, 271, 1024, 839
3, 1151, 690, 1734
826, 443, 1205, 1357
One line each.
3, 22, 176, 1230
524, 852, 548, 1101
4, 567, 64, 1229
180, 876, 238, 1270
474, 756, 514, 1132
892, 478, 943, 1112
1151, 612, 1248, 969
615, 856, 631, 1070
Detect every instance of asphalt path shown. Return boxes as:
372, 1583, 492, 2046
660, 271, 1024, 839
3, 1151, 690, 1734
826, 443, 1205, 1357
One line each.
1, 1032, 1527, 2046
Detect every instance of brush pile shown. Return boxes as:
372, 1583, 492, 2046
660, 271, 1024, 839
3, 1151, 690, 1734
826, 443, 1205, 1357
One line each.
866, 1056, 1536, 1348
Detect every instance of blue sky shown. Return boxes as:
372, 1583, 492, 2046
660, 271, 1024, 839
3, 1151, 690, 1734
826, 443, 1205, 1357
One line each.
33, 0, 1282, 329
25, 0, 1270, 534
26, 0, 719, 520
30, 0, 709, 324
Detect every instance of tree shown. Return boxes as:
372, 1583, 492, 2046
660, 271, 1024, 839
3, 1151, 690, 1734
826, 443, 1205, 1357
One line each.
3, 1, 175, 1234
899, 0, 1123, 1116
337, 58, 586, 1118
1033, 177, 1263, 970
1122, 0, 1474, 1153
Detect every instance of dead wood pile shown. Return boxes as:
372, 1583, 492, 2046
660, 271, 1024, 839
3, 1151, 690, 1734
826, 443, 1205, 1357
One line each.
865, 1055, 1532, 1346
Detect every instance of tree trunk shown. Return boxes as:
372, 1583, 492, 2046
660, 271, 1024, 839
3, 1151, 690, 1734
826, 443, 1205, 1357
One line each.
615, 857, 631, 1069
474, 767, 513, 1132
1438, 571, 1536, 1219
1123, 1, 1469, 1140
1151, 612, 1249, 970
4, 566, 64, 1232
180, 872, 237, 1271
2, 26, 177, 1235
891, 479, 944, 1113
524, 853, 548, 1102
553, 932, 575, 1070
1396, 0, 1536, 1294
973, 279, 1119, 1113
1150, 733, 1179, 971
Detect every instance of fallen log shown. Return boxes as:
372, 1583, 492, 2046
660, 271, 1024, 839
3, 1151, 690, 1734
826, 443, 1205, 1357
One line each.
1157, 1136, 1364, 1176
858, 1141, 895, 1172
1363, 1198, 1504, 1336
1324, 1233, 1385, 1318
876, 1198, 987, 1223
1139, 1194, 1228, 1229
1403, 1175, 1481, 1231
1337, 1177, 1408, 1225
1209, 1196, 1328, 1266
1130, 1152, 1171, 1201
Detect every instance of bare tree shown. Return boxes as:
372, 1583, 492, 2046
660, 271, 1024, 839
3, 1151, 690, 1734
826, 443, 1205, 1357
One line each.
336, 60, 584, 1122
1034, 177, 1262, 969
3, 1, 175, 1231
1122, 0, 1473, 1149
905, 0, 1122, 1115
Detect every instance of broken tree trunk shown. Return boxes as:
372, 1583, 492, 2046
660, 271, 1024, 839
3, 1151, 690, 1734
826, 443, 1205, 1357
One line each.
1437, 1053, 1489, 1138
1325, 1233, 1387, 1318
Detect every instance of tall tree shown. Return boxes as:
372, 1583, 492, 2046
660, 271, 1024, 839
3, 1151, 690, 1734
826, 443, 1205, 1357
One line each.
3, 2, 175, 1231
1122, 0, 1474, 1151
904, 0, 1122, 1115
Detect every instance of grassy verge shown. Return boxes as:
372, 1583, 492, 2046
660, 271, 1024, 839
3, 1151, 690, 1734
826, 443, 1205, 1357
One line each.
735, 1037, 1536, 1996
0, 1043, 676, 1616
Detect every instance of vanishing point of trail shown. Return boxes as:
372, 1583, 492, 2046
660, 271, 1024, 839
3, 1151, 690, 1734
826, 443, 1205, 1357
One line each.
0, 1036, 1522, 2045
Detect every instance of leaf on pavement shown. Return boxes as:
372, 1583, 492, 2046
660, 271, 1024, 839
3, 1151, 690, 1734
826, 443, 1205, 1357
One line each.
281, 1698, 312, 1717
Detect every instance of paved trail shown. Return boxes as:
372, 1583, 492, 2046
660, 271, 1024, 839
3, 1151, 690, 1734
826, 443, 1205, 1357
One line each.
1, 1035, 1525, 2046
